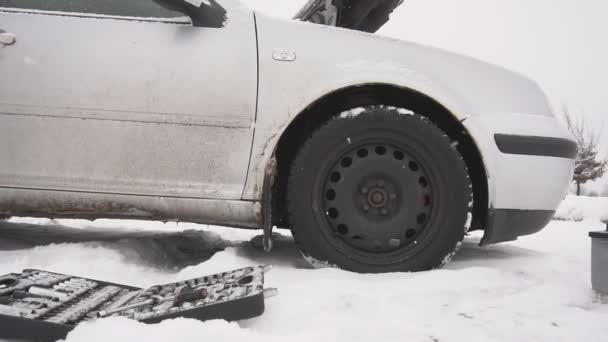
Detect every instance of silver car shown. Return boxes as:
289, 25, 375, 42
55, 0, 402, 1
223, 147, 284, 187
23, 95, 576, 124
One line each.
0, 0, 576, 272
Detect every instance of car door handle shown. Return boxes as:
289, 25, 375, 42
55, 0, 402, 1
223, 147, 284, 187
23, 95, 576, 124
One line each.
0, 30, 16, 46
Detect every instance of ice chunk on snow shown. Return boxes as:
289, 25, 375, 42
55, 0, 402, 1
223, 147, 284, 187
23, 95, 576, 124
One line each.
186, 0, 211, 6
464, 212, 473, 231
338, 106, 415, 119
384, 106, 415, 115
338, 107, 366, 119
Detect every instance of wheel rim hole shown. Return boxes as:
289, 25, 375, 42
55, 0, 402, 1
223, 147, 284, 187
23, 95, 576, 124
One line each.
417, 213, 427, 225
423, 195, 431, 207
393, 150, 405, 160
409, 161, 419, 172
328, 208, 339, 219
375, 146, 387, 155
419, 177, 428, 188
337, 224, 349, 235
330, 172, 341, 183
352, 235, 363, 241
357, 149, 369, 158
325, 189, 336, 201
406, 229, 417, 239
341, 157, 353, 168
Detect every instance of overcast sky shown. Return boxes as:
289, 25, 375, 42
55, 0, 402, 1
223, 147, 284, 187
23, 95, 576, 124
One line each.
242, 0, 607, 186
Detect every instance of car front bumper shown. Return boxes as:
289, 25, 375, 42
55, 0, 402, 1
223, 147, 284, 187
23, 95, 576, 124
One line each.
463, 113, 576, 244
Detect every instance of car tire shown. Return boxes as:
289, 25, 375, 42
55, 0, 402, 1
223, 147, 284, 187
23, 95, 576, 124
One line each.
287, 106, 472, 273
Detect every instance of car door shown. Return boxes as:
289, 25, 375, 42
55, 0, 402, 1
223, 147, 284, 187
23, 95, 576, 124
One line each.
0, 0, 258, 200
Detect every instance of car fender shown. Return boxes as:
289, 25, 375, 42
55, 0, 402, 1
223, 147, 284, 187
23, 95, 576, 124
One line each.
244, 16, 480, 200
244, 15, 550, 212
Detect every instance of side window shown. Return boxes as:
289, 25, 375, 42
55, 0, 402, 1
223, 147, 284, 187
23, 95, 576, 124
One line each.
0, 0, 183, 18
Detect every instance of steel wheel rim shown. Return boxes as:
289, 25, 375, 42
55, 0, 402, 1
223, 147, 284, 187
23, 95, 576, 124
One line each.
317, 136, 438, 261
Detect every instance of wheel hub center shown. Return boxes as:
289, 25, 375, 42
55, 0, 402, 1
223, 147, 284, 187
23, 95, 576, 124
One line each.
368, 188, 387, 208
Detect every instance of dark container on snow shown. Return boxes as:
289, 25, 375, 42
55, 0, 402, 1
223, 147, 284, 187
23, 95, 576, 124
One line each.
590, 222, 608, 294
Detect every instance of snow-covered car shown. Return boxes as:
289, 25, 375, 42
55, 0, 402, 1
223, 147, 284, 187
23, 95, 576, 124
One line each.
0, 0, 577, 273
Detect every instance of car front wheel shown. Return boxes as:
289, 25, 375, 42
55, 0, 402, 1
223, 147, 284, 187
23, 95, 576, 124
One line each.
287, 106, 472, 273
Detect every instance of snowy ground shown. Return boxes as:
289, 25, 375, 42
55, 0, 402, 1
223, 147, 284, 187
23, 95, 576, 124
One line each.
554, 195, 608, 222
1, 197, 607, 342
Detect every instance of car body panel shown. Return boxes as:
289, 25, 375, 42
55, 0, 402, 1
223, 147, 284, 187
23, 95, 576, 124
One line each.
0, 2, 576, 246
242, 15, 561, 205
462, 113, 574, 211
0, 187, 260, 228
0, 7, 257, 200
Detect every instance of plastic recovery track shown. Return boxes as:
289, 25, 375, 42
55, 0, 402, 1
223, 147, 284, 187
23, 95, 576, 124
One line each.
0, 265, 275, 342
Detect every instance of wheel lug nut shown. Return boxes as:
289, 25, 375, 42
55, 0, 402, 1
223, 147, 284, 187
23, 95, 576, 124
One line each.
363, 205, 370, 211
377, 180, 385, 187
361, 187, 369, 195
389, 193, 397, 200
381, 209, 388, 215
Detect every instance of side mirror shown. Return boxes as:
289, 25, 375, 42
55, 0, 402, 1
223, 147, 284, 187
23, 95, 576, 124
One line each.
154, 0, 227, 28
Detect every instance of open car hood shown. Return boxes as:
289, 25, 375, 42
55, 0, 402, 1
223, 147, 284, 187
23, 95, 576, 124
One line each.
294, 0, 404, 33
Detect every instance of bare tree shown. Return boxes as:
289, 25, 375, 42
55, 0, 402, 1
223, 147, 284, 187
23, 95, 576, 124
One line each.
563, 107, 607, 196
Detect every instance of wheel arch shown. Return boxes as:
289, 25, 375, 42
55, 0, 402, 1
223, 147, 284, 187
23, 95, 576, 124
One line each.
271, 83, 489, 233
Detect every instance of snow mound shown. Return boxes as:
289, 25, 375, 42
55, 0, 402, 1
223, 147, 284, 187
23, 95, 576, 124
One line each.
63, 317, 274, 342
554, 195, 608, 222
0, 220, 232, 270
